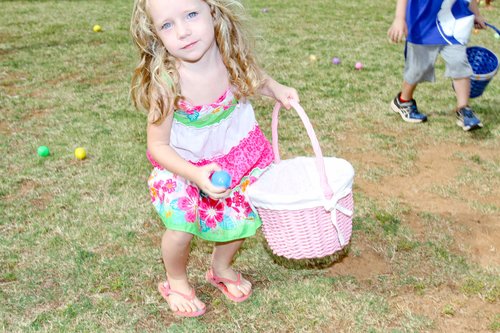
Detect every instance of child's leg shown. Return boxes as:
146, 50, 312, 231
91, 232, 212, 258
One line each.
161, 229, 205, 313
441, 45, 483, 130
211, 239, 252, 297
451, 77, 471, 108
399, 43, 440, 101
401, 81, 418, 101
441, 45, 473, 108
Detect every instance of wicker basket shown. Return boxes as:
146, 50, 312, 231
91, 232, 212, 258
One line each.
247, 101, 354, 259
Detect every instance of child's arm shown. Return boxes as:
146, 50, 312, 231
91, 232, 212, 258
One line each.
147, 113, 230, 199
469, 0, 487, 29
259, 74, 299, 110
387, 0, 408, 43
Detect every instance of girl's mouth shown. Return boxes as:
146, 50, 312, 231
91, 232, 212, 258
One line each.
181, 41, 197, 49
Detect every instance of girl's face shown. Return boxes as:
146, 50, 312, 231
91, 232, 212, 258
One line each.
148, 0, 216, 64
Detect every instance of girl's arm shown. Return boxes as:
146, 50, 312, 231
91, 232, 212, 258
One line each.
388, 0, 408, 43
259, 74, 299, 109
147, 113, 230, 199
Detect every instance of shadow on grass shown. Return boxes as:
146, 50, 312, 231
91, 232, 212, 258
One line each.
262, 242, 350, 270
468, 127, 495, 140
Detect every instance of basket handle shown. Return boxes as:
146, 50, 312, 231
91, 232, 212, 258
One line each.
485, 23, 500, 36
272, 100, 334, 200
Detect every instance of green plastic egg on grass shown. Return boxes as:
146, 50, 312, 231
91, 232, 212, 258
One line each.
37, 146, 50, 157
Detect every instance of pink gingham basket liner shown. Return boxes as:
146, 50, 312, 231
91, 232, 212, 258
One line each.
247, 101, 354, 259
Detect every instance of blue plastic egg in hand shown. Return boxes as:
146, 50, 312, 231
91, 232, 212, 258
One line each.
211, 170, 231, 188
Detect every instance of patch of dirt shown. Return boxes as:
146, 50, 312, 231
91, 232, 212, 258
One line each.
357, 142, 499, 268
342, 131, 500, 268
390, 287, 499, 333
44, 72, 81, 86
328, 236, 391, 280
0, 120, 11, 135
3, 179, 54, 211
0, 70, 28, 97
140, 218, 162, 248
448, 212, 499, 268
31, 192, 53, 210
331, 129, 499, 331
360, 143, 497, 212
17, 179, 37, 196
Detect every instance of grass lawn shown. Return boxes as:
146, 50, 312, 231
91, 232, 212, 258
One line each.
1, 0, 499, 332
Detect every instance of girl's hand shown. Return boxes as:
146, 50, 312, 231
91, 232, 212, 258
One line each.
272, 83, 300, 110
260, 76, 300, 110
388, 18, 407, 43
193, 163, 231, 200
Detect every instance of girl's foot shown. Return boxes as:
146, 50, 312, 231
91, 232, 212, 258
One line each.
206, 267, 252, 302
158, 279, 206, 317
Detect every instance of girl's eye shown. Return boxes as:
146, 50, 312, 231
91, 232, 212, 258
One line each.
161, 22, 173, 30
187, 11, 198, 19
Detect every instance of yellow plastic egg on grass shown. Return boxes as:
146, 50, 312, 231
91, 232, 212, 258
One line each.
93, 25, 102, 33
75, 147, 87, 160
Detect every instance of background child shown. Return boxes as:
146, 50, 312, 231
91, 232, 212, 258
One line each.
478, 0, 495, 10
388, 0, 487, 131
130, 0, 299, 317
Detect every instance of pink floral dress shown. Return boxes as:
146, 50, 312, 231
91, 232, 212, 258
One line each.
147, 89, 273, 241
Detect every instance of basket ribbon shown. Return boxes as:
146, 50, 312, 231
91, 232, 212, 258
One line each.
272, 100, 334, 200
323, 191, 353, 246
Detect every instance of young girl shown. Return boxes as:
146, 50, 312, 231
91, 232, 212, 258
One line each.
130, 0, 299, 317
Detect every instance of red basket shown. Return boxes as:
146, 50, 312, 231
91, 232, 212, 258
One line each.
247, 101, 354, 259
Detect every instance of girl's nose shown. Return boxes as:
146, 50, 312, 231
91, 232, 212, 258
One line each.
176, 22, 191, 39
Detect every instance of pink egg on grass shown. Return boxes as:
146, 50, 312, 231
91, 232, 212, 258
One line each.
332, 57, 341, 65
355, 62, 364, 70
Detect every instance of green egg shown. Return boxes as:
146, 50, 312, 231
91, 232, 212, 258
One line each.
37, 145, 50, 157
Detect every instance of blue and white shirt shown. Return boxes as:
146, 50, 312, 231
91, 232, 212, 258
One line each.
407, 0, 475, 45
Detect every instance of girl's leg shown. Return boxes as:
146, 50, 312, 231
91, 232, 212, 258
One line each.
161, 229, 205, 313
211, 239, 252, 297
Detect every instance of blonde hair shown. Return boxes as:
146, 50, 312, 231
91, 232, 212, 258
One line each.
130, 0, 264, 124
